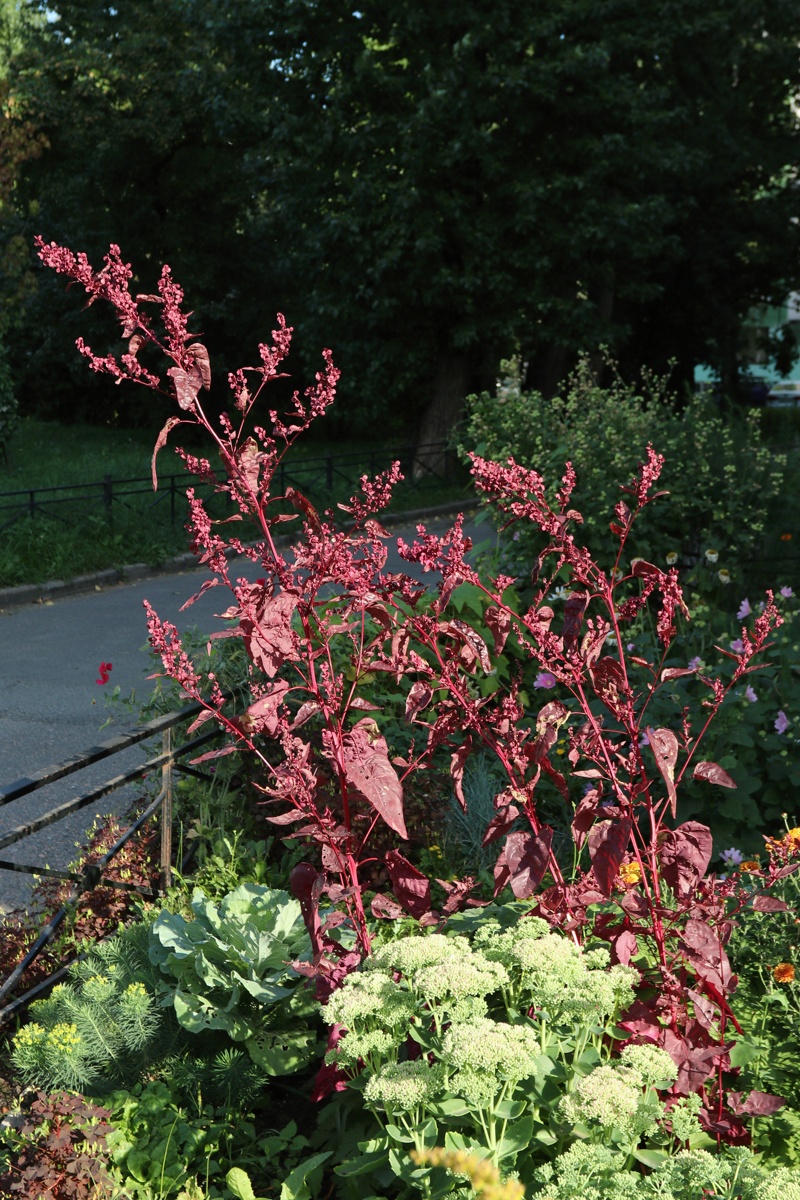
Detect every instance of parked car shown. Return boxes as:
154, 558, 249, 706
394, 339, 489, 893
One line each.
766, 380, 800, 407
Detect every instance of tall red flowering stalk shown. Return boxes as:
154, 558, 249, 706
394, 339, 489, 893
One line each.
38, 238, 797, 1138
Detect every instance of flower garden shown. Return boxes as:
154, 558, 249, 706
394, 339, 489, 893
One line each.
1, 240, 800, 1200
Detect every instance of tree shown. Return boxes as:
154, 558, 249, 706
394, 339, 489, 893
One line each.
1, 0, 281, 423
4, 1, 800, 437
256, 0, 800, 447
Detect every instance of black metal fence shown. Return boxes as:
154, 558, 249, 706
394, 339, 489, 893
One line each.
0, 702, 222, 1024
0, 441, 462, 534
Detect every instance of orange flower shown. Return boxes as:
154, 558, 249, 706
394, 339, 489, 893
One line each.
739, 860, 761, 872
780, 533, 793, 542
618, 861, 642, 886
785, 828, 800, 851
773, 963, 795, 984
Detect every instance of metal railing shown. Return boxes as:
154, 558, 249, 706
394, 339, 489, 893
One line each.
0, 702, 223, 1024
0, 441, 462, 533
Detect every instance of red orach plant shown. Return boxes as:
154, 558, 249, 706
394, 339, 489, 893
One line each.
36, 237, 798, 1140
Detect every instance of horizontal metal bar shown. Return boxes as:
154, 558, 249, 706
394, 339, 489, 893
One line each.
0, 728, 217, 852
0, 859, 158, 897
0, 837, 199, 1025
0, 701, 204, 808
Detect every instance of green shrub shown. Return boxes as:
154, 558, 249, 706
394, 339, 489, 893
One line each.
463, 358, 784, 583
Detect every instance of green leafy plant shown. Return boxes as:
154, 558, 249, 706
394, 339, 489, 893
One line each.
149, 883, 319, 1074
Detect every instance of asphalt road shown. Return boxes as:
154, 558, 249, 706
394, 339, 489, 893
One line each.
0, 510, 487, 913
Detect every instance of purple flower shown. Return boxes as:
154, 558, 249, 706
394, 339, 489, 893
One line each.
744, 685, 758, 703
736, 598, 751, 620
720, 847, 744, 866
775, 710, 790, 735
534, 671, 557, 690
639, 731, 650, 748
688, 656, 703, 671
781, 586, 794, 599
730, 639, 744, 654
626, 642, 636, 652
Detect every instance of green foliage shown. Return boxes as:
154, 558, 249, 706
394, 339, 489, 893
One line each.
725, 835, 800, 1168
464, 359, 784, 578
107, 1079, 254, 1200
10, 925, 180, 1094
149, 883, 319, 1073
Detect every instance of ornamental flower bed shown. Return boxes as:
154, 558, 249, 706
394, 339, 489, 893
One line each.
1, 239, 800, 1200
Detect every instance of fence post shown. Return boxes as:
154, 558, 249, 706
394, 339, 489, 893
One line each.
159, 728, 173, 893
29, 489, 35, 519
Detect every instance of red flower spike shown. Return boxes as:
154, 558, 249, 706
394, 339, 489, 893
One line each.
96, 661, 113, 685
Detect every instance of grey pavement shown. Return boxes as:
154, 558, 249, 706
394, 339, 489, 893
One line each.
0, 508, 487, 914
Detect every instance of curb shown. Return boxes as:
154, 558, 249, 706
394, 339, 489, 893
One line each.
0, 499, 479, 612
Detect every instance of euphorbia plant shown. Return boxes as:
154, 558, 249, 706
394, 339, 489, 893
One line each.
36, 237, 798, 1139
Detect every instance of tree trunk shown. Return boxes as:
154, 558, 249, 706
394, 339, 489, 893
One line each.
414, 348, 472, 479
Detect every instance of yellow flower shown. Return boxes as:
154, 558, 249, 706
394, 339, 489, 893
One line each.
738, 860, 761, 872
618, 861, 642, 886
785, 827, 800, 851
773, 963, 795, 984
705, 549, 719, 563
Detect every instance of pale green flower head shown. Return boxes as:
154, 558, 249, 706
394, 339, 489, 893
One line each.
648, 1148, 726, 1196
618, 1043, 677, 1088
363, 1059, 444, 1112
325, 970, 414, 1032
753, 1169, 800, 1200
331, 1027, 396, 1069
664, 1093, 703, 1144
561, 1063, 662, 1138
442, 1018, 541, 1082
413, 950, 509, 1002
369, 933, 470, 977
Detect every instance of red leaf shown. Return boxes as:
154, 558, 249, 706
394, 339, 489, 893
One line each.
632, 559, 660, 578
535, 699, 569, 738
168, 365, 201, 411
186, 707, 217, 735
238, 437, 263, 494
190, 744, 238, 764
680, 918, 733, 992
151, 415, 183, 489
588, 818, 633, 897
405, 681, 433, 722
343, 718, 407, 838
693, 761, 737, 789
646, 726, 679, 817
659, 821, 713, 898
242, 592, 298, 678
591, 656, 628, 716
186, 342, 211, 389
371, 893, 405, 920
562, 592, 588, 654
612, 929, 638, 966
735, 1090, 786, 1117
661, 667, 697, 681
385, 850, 431, 918
452, 619, 493, 674
751, 894, 790, 912
504, 828, 553, 898
290, 700, 321, 730
484, 605, 511, 655
482, 804, 521, 847
242, 680, 290, 736
450, 739, 473, 811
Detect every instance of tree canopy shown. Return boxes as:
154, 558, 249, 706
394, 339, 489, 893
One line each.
2, 0, 799, 432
